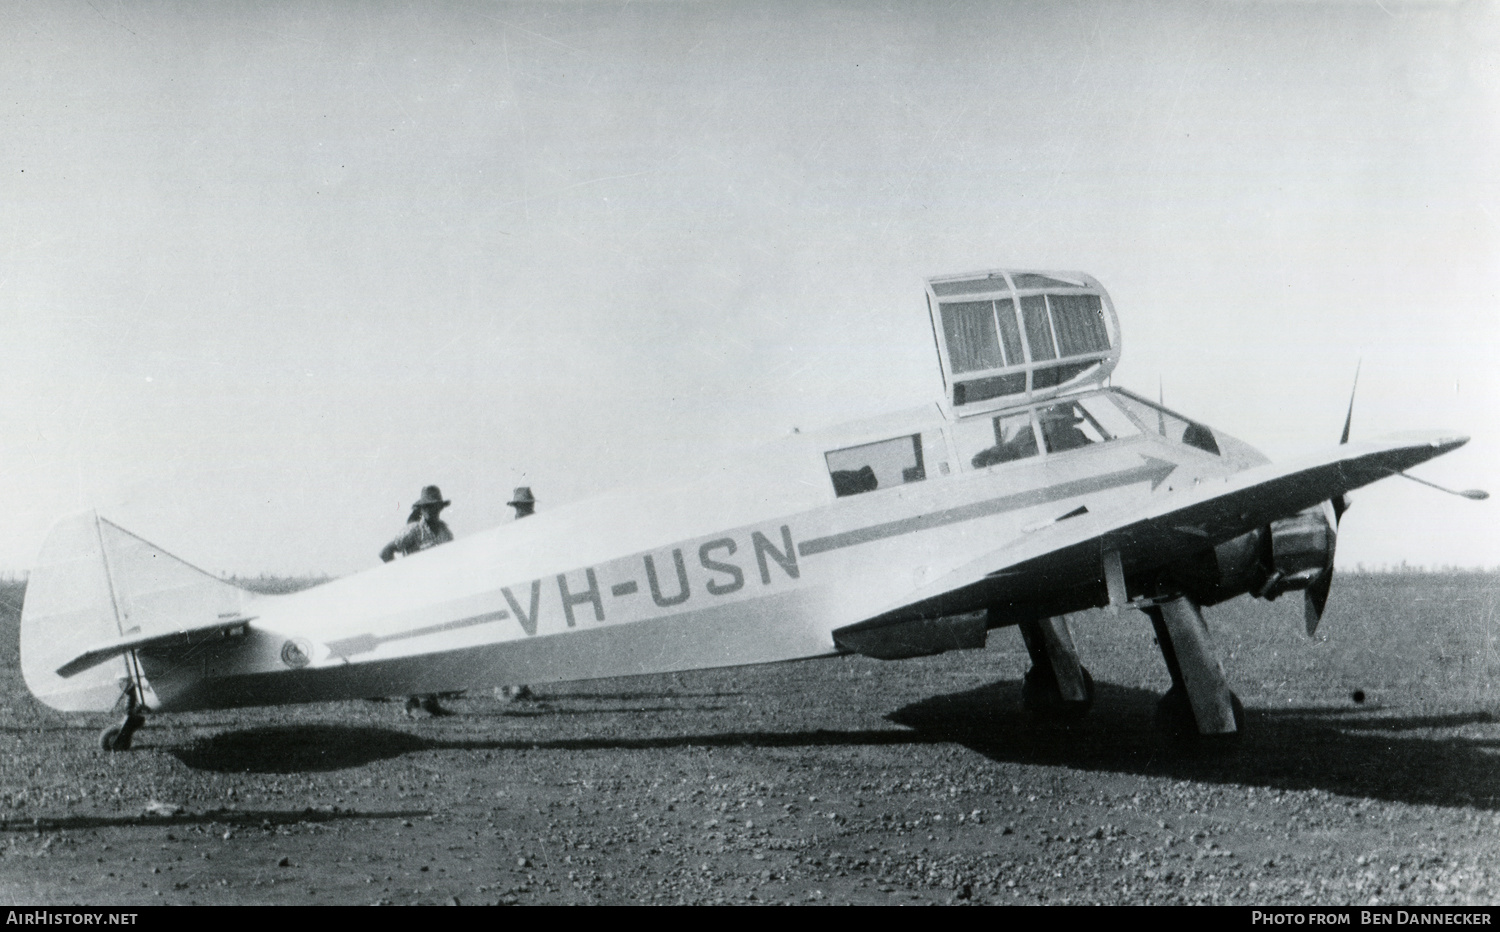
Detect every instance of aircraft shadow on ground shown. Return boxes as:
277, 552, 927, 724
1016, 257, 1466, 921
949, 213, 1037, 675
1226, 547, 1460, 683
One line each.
167, 681, 1500, 812
0, 807, 428, 834
172, 725, 433, 773
171, 722, 943, 773
888, 679, 1500, 811
160, 702, 732, 765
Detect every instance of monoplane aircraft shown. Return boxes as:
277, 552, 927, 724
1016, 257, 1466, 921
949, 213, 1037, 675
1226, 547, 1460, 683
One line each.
20, 269, 1482, 749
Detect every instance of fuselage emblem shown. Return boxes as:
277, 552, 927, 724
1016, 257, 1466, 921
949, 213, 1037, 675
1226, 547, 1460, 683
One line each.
280, 638, 313, 669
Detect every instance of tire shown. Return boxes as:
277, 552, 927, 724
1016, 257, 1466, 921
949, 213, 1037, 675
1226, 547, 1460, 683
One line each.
99, 724, 129, 752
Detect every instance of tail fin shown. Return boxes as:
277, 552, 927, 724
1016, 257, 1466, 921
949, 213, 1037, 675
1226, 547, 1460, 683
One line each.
21, 512, 251, 712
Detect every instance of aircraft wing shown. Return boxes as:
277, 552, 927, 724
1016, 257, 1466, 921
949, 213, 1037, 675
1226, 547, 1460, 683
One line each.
55, 616, 254, 679
848, 430, 1467, 629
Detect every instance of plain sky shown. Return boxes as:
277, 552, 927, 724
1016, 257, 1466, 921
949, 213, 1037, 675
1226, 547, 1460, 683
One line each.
2, 0, 1496, 578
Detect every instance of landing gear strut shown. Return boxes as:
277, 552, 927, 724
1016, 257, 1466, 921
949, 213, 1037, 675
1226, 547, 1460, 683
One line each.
1016, 614, 1094, 720
1144, 596, 1243, 739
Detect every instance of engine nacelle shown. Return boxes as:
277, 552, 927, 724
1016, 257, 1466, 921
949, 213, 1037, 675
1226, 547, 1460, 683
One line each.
1170, 503, 1336, 606
1257, 503, 1336, 600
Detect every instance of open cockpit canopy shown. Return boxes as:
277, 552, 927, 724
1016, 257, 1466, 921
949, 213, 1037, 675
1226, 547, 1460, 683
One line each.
927, 269, 1120, 418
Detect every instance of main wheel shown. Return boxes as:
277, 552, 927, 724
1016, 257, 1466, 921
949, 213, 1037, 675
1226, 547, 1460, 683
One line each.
99, 724, 130, 751
1022, 665, 1094, 721
100, 713, 146, 751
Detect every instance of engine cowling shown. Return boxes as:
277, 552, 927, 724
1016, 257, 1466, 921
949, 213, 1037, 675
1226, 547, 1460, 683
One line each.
1171, 503, 1337, 608
1256, 503, 1337, 601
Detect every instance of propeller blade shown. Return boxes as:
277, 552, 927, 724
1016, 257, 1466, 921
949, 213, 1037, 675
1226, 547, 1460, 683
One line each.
1304, 569, 1333, 637
1339, 361, 1360, 446
1307, 499, 1339, 636
1331, 362, 1360, 523
1305, 366, 1360, 635
1157, 377, 1166, 435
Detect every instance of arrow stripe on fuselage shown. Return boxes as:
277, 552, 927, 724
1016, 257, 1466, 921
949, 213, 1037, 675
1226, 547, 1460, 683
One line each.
796, 455, 1176, 557
326, 608, 513, 659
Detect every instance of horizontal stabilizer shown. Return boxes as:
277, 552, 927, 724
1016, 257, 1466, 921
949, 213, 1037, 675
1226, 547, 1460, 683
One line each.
56, 616, 255, 679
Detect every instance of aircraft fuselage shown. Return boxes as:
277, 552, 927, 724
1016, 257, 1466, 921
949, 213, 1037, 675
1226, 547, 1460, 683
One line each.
137, 386, 1267, 712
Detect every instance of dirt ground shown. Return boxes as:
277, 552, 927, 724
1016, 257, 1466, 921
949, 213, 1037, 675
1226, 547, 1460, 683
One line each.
1, 573, 1497, 906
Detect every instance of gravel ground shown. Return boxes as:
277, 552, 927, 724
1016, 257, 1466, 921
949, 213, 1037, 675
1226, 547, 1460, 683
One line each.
0, 573, 1497, 906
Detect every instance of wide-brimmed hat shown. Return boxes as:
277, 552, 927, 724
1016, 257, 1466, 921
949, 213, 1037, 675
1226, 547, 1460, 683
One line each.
508, 486, 535, 506
411, 485, 451, 510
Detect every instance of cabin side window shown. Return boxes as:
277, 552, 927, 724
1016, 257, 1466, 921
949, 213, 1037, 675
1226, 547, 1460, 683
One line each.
826, 434, 926, 498
1076, 394, 1143, 442
940, 300, 1004, 373
1108, 390, 1221, 455
1035, 395, 1140, 454
959, 412, 1039, 470
940, 298, 1024, 375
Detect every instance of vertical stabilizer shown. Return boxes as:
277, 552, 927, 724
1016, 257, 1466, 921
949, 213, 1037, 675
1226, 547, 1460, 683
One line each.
21, 512, 251, 712
22, 512, 128, 712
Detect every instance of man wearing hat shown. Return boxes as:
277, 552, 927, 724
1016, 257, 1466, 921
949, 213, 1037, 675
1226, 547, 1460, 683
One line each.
380, 485, 455, 563
379, 485, 456, 716
508, 486, 536, 519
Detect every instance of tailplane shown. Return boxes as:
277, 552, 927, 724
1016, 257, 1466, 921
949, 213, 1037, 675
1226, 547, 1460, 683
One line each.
21, 512, 252, 712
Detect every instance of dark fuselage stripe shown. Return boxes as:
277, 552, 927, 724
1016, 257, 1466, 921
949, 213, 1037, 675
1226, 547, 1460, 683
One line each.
326, 608, 513, 658
385, 609, 513, 644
